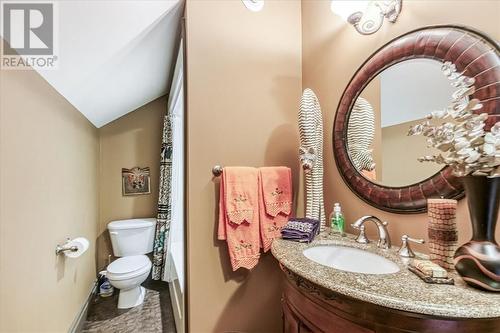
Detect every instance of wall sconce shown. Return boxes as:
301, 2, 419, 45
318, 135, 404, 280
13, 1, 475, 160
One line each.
330, 0, 402, 35
242, 0, 264, 12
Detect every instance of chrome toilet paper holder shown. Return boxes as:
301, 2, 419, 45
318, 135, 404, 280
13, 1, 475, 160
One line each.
55, 238, 78, 255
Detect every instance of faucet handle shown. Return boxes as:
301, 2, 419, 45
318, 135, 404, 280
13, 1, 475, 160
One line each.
398, 234, 425, 258
352, 225, 369, 244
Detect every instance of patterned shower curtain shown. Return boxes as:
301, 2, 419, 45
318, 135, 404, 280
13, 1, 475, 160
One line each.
152, 112, 173, 280
152, 40, 183, 281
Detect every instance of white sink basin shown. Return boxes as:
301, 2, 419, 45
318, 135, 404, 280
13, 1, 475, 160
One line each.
303, 245, 400, 275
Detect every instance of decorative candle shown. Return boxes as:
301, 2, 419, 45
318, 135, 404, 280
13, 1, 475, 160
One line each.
427, 198, 458, 270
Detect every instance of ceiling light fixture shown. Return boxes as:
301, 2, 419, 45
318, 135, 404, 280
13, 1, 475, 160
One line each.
242, 0, 264, 12
331, 0, 402, 35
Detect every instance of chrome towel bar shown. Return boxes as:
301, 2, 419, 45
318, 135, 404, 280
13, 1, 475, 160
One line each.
212, 165, 223, 177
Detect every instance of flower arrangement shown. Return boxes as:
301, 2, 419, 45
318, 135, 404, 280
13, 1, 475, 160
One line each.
408, 61, 500, 177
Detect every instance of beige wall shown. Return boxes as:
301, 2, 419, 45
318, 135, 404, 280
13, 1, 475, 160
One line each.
302, 0, 500, 251
0, 69, 164, 329
381, 118, 442, 186
97, 97, 165, 270
185, 0, 302, 332
0, 69, 99, 332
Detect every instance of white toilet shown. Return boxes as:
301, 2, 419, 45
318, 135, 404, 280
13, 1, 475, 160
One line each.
107, 218, 156, 309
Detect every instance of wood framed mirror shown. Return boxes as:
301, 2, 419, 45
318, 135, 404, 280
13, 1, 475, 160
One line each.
333, 25, 500, 213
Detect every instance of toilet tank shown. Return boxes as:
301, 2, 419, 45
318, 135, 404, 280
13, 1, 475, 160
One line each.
108, 218, 156, 257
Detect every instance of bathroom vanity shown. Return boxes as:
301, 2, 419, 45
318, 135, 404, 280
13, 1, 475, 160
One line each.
274, 22, 500, 333
272, 235, 500, 333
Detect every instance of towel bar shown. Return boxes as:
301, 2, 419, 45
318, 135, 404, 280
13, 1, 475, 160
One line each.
212, 165, 223, 177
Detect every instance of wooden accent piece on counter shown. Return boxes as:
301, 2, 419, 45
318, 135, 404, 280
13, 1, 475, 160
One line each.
427, 198, 458, 270
408, 266, 454, 285
412, 259, 448, 278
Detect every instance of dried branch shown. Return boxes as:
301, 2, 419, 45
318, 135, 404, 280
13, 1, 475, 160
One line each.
408, 61, 500, 177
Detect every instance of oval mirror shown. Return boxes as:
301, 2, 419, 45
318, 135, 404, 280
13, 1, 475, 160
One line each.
347, 59, 454, 187
334, 25, 500, 213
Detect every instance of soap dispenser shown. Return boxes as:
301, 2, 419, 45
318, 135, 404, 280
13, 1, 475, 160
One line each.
330, 203, 345, 236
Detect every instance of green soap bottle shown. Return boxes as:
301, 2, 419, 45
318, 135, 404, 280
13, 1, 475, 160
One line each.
330, 203, 345, 236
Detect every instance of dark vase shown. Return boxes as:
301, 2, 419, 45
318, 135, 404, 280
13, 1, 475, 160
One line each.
453, 176, 500, 292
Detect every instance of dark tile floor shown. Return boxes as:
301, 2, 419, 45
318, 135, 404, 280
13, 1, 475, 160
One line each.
82, 278, 176, 333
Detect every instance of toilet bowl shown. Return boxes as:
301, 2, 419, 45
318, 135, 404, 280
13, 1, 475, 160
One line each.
107, 255, 152, 309
107, 218, 156, 309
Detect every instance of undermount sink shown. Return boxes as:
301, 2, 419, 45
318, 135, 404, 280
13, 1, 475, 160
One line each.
303, 245, 400, 275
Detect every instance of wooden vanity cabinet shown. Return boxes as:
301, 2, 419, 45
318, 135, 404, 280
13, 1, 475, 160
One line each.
281, 271, 500, 333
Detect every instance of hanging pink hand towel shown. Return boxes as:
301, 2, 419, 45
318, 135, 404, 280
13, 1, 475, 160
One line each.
259, 167, 293, 252
218, 167, 261, 271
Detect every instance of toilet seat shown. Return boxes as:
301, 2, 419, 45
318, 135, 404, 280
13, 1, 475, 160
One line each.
107, 255, 151, 281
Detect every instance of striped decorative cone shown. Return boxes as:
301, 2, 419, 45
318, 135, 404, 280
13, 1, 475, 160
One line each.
453, 176, 500, 292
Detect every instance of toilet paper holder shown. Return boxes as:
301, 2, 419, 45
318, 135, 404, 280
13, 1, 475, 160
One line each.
55, 238, 79, 255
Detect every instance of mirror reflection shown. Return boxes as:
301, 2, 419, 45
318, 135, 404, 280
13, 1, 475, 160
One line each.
347, 59, 456, 187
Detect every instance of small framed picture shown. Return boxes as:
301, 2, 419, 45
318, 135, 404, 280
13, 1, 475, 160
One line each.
122, 167, 151, 196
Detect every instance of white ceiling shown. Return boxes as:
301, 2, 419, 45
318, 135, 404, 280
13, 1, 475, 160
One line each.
380, 59, 455, 128
36, 0, 183, 128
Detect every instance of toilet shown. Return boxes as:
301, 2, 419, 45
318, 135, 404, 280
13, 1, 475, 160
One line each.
107, 218, 156, 309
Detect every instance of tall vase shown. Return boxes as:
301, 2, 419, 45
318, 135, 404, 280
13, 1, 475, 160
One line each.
453, 176, 500, 292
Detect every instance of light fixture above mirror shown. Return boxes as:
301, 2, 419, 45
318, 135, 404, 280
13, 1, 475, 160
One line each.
330, 0, 402, 35
242, 0, 264, 12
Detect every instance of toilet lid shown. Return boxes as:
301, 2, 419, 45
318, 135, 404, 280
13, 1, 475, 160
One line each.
107, 255, 151, 279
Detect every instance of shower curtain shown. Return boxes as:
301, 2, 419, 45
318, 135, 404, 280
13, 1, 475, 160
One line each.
152, 40, 184, 281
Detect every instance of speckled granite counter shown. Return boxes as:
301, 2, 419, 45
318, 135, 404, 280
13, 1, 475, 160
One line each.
271, 233, 500, 319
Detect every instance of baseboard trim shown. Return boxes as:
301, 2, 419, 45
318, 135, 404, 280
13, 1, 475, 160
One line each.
68, 281, 97, 333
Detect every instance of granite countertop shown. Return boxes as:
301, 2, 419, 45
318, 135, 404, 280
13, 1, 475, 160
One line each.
271, 233, 500, 319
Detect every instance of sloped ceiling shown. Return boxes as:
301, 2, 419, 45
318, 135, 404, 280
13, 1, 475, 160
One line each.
37, 1, 183, 128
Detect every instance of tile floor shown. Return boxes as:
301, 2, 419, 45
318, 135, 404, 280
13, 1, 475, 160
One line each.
82, 279, 176, 333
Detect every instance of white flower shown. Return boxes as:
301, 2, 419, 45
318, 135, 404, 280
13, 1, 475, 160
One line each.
454, 138, 469, 150
452, 75, 475, 88
457, 89, 475, 102
441, 61, 456, 76
407, 62, 500, 177
465, 150, 481, 163
468, 99, 483, 111
408, 123, 424, 136
484, 133, 496, 144
428, 109, 448, 119
491, 123, 500, 136
483, 143, 496, 156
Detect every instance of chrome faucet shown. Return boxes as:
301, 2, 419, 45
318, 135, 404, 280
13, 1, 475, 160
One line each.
351, 215, 391, 249
397, 234, 425, 258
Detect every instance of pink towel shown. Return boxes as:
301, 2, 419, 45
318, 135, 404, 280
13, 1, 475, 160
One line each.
218, 167, 260, 271
259, 167, 293, 252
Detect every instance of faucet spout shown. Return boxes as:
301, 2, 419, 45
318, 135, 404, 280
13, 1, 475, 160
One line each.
351, 215, 391, 249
